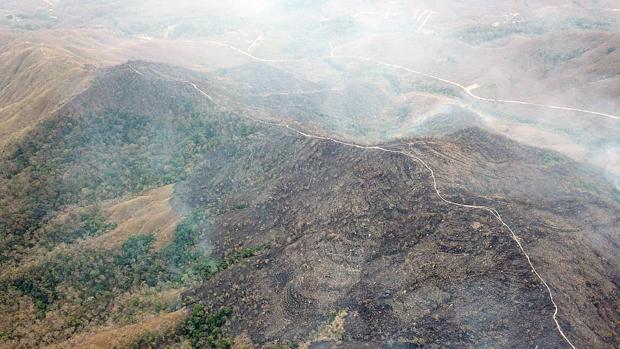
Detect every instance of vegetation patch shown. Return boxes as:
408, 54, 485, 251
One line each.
0, 209, 267, 347
456, 22, 545, 44
128, 304, 233, 349
231, 203, 250, 210
300, 309, 348, 348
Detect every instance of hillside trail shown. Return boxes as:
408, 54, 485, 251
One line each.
330, 4, 617, 120
128, 62, 577, 348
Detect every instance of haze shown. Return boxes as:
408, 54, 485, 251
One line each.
0, 1, 618, 348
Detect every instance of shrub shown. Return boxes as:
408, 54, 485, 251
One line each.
181, 304, 233, 349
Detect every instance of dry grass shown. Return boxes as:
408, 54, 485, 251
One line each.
93, 184, 181, 250
44, 309, 187, 349
299, 310, 348, 349
0, 184, 180, 283
0, 28, 131, 149
0, 39, 94, 148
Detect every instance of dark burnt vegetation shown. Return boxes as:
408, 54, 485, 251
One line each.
171, 131, 582, 348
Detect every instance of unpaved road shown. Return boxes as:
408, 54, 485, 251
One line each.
186, 39, 619, 121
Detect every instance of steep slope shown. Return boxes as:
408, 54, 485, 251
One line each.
409, 128, 620, 347
174, 125, 619, 348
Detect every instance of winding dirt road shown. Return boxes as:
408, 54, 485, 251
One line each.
184, 39, 619, 121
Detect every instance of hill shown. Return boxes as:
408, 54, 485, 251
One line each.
0, 61, 617, 348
